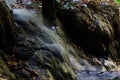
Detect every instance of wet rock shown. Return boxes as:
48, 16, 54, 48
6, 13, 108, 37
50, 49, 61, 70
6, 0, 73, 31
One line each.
16, 69, 30, 78
28, 50, 76, 80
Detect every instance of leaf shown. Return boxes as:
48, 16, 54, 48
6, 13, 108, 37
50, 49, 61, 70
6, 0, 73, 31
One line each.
56, 0, 61, 3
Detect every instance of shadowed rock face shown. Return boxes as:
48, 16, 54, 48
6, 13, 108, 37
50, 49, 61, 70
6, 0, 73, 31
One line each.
57, 1, 120, 58
0, 1, 15, 52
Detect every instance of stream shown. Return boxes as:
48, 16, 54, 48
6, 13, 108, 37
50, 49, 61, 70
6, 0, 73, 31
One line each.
77, 70, 120, 80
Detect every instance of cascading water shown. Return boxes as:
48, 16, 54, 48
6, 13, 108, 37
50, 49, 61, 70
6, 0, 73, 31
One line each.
12, 8, 120, 80
3, 0, 120, 80
12, 8, 77, 79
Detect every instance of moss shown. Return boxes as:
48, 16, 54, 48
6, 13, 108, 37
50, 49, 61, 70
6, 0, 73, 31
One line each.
40, 69, 54, 80
0, 50, 16, 80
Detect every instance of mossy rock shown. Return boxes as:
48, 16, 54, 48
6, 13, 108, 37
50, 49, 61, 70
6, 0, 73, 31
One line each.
57, 1, 119, 58
0, 50, 16, 80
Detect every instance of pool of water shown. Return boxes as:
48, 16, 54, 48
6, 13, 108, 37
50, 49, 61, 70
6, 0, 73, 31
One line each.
77, 71, 120, 80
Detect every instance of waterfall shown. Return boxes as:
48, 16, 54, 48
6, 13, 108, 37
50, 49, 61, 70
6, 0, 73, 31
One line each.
3, 0, 120, 79
12, 8, 120, 80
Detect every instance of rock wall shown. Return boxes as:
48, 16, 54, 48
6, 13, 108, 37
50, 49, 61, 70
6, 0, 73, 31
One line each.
0, 1, 15, 52
57, 1, 120, 59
